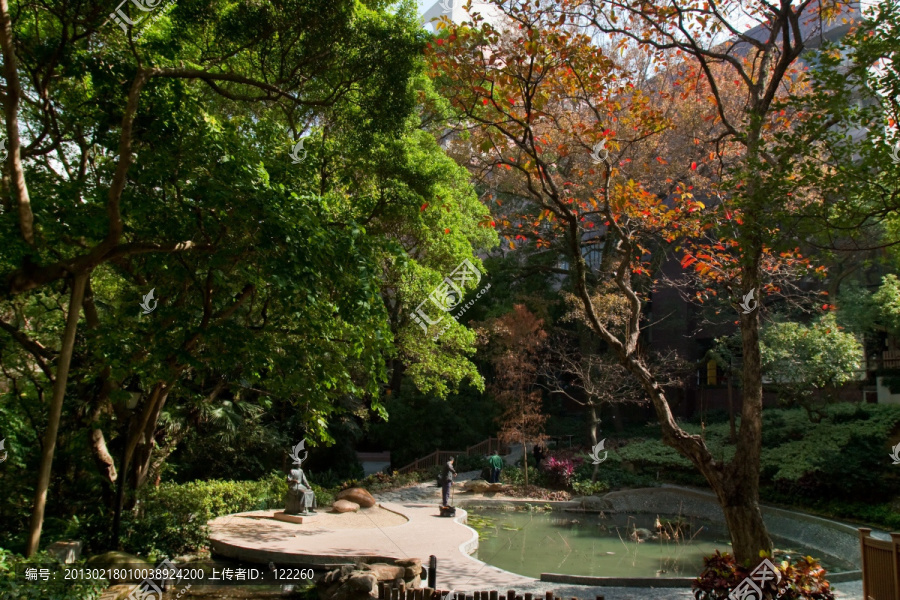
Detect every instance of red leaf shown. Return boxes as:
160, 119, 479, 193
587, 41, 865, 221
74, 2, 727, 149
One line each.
420, 203, 428, 211
691, 161, 697, 170
445, 228, 450, 234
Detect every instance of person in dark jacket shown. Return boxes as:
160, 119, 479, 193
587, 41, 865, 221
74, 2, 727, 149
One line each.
488, 451, 504, 483
533, 444, 546, 467
440, 457, 457, 507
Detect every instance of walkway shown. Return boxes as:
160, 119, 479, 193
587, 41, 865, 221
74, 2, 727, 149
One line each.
207, 473, 864, 600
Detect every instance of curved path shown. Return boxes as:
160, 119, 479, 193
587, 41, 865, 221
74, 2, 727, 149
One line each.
208, 501, 526, 587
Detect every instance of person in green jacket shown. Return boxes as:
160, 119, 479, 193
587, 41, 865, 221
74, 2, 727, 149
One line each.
488, 451, 504, 483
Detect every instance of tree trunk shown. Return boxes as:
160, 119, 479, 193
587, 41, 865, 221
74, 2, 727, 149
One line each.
727, 371, 736, 443
522, 440, 528, 488
623, 353, 771, 563
25, 273, 87, 556
712, 474, 772, 563
112, 382, 171, 547
588, 403, 600, 482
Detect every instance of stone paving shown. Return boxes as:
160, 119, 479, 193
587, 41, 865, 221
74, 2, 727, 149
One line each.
372, 470, 483, 504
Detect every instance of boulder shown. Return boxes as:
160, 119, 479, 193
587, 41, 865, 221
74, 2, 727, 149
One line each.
333, 499, 360, 513
463, 480, 490, 493
337, 487, 377, 508
346, 573, 378, 593
86, 552, 152, 583
394, 558, 422, 579
360, 563, 405, 581
486, 483, 506, 493
326, 573, 378, 600
578, 495, 614, 512
47, 541, 82, 564
319, 561, 422, 600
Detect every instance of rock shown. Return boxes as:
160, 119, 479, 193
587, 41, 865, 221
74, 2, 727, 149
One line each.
463, 480, 491, 493
578, 495, 614, 511
360, 563, 405, 581
347, 573, 378, 593
47, 541, 82, 564
86, 552, 152, 583
394, 558, 421, 570
486, 483, 506, 493
333, 499, 360, 513
319, 561, 425, 600
337, 487, 377, 508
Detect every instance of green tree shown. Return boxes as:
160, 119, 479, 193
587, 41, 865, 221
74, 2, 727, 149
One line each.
760, 314, 863, 422
0, 0, 488, 555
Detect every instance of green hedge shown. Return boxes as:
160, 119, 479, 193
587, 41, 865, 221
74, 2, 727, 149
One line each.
121, 473, 286, 557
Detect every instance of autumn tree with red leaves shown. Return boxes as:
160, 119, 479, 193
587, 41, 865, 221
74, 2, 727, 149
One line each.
484, 304, 548, 488
427, 0, 851, 562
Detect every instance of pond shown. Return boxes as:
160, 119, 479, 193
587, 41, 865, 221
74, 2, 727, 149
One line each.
468, 509, 854, 579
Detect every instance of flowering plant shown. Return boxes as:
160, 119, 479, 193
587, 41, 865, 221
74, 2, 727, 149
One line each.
543, 456, 576, 489
692, 551, 835, 600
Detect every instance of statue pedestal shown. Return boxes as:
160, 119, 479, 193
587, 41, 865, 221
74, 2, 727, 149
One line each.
274, 511, 319, 525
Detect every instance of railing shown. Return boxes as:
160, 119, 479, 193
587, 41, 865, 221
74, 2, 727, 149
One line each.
884, 350, 900, 370
396, 438, 508, 475
859, 528, 900, 600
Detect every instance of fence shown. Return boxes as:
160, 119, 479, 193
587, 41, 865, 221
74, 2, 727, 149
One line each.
377, 586, 603, 600
859, 528, 900, 600
396, 438, 509, 475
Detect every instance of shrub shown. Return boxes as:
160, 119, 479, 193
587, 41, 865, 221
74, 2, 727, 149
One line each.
503, 464, 546, 487
542, 456, 577, 489
692, 551, 835, 600
122, 473, 286, 557
0, 548, 107, 600
571, 480, 609, 496
454, 454, 488, 472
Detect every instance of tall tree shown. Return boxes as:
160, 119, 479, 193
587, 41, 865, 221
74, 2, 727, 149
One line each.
484, 304, 548, 487
428, 0, 852, 561
0, 0, 430, 554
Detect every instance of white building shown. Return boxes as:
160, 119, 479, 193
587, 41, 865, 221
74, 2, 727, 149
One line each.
420, 0, 505, 30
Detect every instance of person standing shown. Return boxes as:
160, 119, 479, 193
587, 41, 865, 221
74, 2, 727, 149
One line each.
533, 443, 546, 467
440, 457, 457, 507
488, 451, 503, 483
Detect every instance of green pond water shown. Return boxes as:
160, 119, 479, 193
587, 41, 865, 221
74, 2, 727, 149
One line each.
469, 509, 854, 579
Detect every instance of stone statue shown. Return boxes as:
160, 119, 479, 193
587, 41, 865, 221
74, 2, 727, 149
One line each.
285, 440, 317, 515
